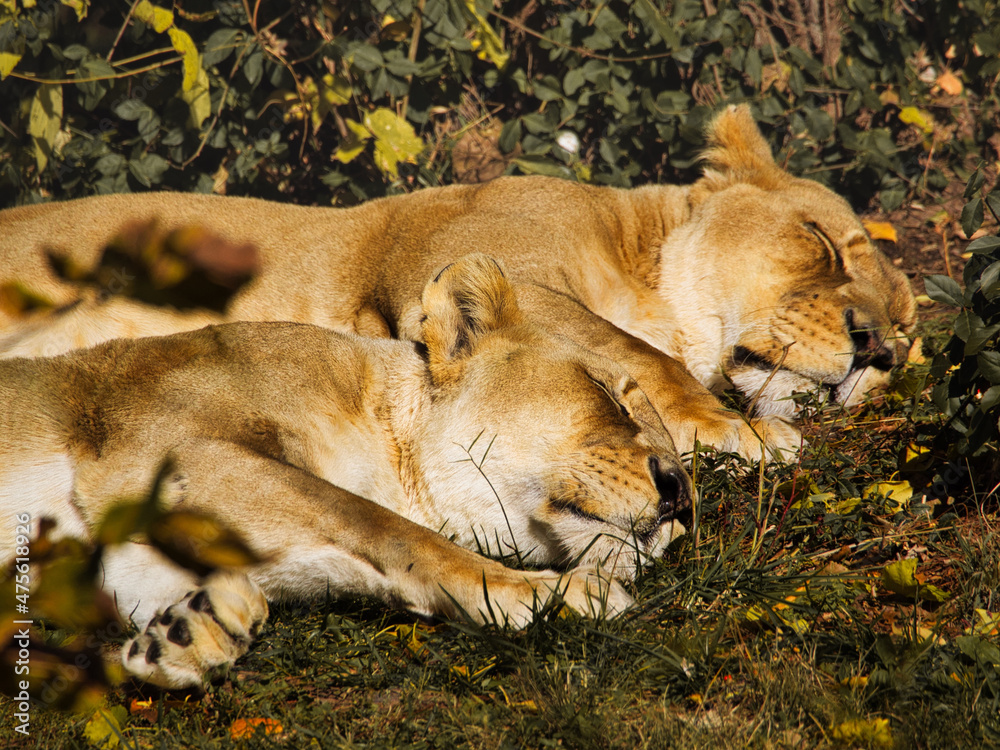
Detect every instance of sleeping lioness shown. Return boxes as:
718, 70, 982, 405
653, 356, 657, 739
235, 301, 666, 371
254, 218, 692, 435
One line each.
0, 255, 690, 688
0, 105, 916, 459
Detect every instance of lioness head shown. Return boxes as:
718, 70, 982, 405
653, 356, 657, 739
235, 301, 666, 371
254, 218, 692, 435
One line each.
416, 254, 692, 580
664, 105, 917, 418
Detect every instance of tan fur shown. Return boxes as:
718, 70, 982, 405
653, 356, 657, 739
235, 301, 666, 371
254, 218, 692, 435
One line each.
0, 255, 689, 688
0, 105, 915, 459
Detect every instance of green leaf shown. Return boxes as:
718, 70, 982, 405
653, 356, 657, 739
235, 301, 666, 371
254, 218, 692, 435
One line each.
979, 350, 1000, 384
956, 635, 1000, 666
128, 153, 169, 187
498, 119, 522, 153
244, 47, 263, 86
349, 44, 384, 73
962, 196, 984, 238
28, 84, 63, 171
93, 154, 126, 176
513, 155, 573, 179
986, 190, 1000, 222
965, 321, 1000, 356
981, 385, 1000, 412
634, 0, 679, 47
563, 68, 585, 96
114, 99, 151, 121
923, 274, 963, 307
954, 310, 977, 342
964, 167, 985, 200
967, 235, 1000, 254
202, 28, 241, 67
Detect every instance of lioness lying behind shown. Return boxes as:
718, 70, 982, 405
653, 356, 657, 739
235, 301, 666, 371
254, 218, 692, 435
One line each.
0, 105, 916, 460
0, 255, 690, 689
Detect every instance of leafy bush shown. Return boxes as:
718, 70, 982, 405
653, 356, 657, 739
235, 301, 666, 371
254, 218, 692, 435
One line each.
1, 0, 997, 210
926, 166, 1000, 466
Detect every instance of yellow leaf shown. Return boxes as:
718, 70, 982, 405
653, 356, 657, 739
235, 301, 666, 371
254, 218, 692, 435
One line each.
148, 510, 263, 574
898, 441, 933, 472
380, 19, 412, 42
135, 1, 173, 33
0, 50, 21, 79
167, 27, 200, 91
134, 0, 173, 33
831, 718, 892, 748
180, 64, 211, 128
863, 220, 898, 243
968, 609, 1000, 637
840, 674, 869, 689
863, 480, 913, 512
879, 89, 899, 107
936, 69, 963, 95
333, 118, 371, 164
366, 107, 424, 177
28, 83, 63, 171
59, 0, 89, 21
462, 0, 509, 68
898, 106, 934, 134
906, 337, 925, 365
83, 708, 126, 749
230, 718, 284, 740
882, 558, 949, 603
320, 72, 352, 105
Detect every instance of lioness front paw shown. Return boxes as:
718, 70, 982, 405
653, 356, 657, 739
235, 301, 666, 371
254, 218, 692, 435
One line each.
556, 568, 634, 619
680, 412, 802, 463
748, 415, 804, 461
122, 571, 268, 689
490, 568, 632, 627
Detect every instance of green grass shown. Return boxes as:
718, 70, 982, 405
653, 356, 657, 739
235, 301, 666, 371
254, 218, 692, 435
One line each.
2, 326, 999, 749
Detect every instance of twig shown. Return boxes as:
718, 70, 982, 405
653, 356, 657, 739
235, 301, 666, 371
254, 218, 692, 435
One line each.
8, 58, 183, 85
399, 0, 427, 122
107, 0, 141, 62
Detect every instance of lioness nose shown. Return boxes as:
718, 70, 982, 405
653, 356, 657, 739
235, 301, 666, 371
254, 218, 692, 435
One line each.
846, 309, 895, 371
648, 456, 692, 523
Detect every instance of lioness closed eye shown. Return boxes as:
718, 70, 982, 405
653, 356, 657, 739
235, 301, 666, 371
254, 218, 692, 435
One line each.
0, 105, 915, 460
0, 254, 691, 689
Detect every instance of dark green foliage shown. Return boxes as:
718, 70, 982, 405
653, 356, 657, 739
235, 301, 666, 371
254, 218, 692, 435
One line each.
1, 0, 997, 209
927, 166, 1000, 466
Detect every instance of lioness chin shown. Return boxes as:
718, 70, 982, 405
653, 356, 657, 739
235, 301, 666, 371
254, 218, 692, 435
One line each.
0, 255, 690, 689
0, 105, 916, 460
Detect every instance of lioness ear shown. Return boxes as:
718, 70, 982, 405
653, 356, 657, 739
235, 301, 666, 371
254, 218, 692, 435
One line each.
421, 254, 524, 380
696, 104, 784, 193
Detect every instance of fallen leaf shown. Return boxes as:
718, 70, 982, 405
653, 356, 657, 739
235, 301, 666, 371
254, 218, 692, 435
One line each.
84, 707, 128, 749
831, 718, 892, 748
863, 220, 898, 243
882, 558, 949, 603
230, 717, 284, 740
863, 480, 913, 512
936, 69, 963, 95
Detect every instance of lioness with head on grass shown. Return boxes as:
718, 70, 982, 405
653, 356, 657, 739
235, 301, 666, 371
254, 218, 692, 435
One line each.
0, 105, 916, 462
0, 254, 691, 689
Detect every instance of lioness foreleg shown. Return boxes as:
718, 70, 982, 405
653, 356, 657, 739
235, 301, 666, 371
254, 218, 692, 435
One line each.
118, 439, 631, 688
516, 284, 801, 460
